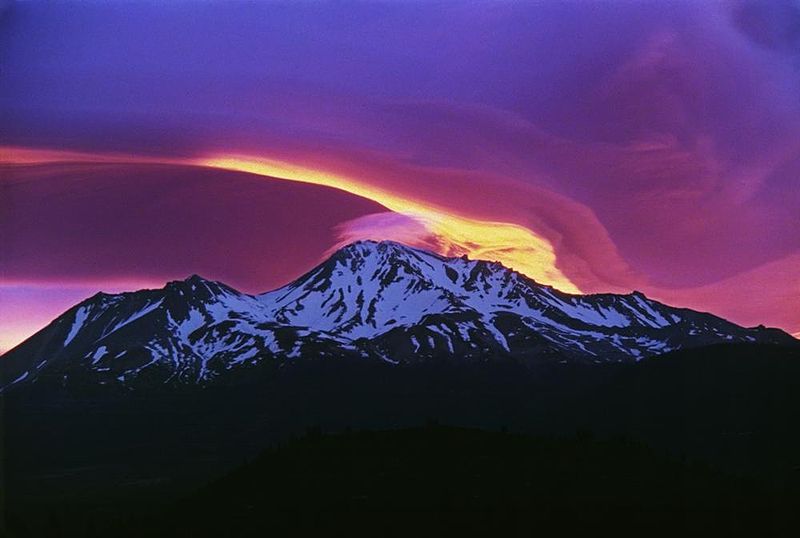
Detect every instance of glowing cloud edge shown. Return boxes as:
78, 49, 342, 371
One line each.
0, 146, 580, 293
199, 155, 580, 293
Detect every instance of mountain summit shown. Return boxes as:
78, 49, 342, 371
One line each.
1, 241, 794, 390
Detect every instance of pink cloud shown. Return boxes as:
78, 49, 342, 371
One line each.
0, 162, 385, 293
648, 253, 800, 336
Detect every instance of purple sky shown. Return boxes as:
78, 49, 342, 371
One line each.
1, 0, 799, 349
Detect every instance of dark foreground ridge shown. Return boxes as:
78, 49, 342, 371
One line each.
3, 343, 800, 537
7, 426, 800, 538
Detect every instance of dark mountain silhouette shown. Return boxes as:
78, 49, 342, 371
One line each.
4, 344, 800, 537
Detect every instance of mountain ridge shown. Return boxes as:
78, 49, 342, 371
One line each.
1, 240, 796, 391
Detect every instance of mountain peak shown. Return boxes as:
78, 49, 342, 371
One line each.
337, 239, 417, 256
163, 274, 225, 287
327, 240, 442, 271
163, 274, 239, 300
335, 240, 514, 269
172, 273, 215, 285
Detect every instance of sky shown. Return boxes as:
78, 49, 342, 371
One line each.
1, 0, 799, 350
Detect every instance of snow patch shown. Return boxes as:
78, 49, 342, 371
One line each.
64, 306, 90, 346
91, 346, 108, 364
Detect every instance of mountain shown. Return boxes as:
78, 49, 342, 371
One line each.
1, 241, 795, 391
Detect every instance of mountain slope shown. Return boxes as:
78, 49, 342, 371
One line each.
263, 241, 793, 364
1, 241, 795, 390
0, 276, 358, 389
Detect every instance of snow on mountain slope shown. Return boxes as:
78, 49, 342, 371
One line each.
0, 276, 354, 389
1, 241, 795, 391
261, 241, 672, 334
257, 241, 775, 362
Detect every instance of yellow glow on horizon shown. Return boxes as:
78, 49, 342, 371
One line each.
200, 156, 581, 293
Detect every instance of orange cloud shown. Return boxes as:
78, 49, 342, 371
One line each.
1, 146, 581, 293
199, 155, 581, 293
5, 146, 796, 338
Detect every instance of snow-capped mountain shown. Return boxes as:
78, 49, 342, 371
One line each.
1, 241, 795, 390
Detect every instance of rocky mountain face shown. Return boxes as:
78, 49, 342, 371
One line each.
1, 241, 795, 390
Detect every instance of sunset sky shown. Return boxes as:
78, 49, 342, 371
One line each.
1, 0, 799, 351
